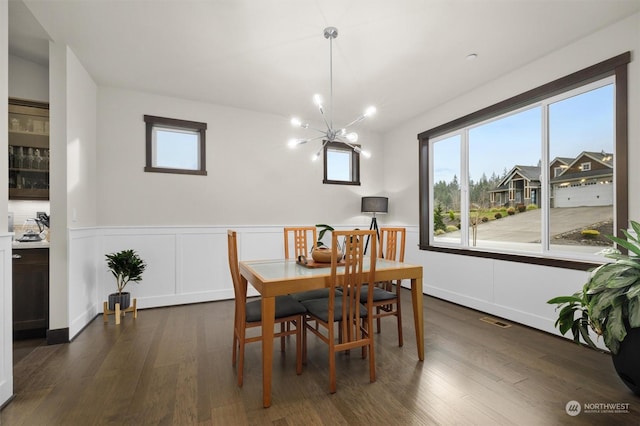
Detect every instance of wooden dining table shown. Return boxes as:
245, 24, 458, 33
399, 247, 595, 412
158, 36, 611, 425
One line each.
239, 257, 424, 408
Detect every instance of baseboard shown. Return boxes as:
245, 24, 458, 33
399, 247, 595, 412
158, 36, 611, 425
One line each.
46, 328, 69, 345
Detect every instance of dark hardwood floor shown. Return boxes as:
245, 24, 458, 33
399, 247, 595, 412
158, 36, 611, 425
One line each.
2, 290, 639, 425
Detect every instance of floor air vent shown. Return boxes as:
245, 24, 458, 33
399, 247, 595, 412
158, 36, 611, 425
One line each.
480, 316, 512, 328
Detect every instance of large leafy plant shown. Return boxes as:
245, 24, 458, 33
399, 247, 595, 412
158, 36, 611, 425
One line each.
548, 221, 640, 354
105, 249, 147, 295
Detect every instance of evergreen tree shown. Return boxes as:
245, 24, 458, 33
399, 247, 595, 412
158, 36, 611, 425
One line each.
433, 203, 446, 232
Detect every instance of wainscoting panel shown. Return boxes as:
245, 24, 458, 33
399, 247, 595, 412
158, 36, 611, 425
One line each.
68, 228, 99, 339
100, 231, 178, 307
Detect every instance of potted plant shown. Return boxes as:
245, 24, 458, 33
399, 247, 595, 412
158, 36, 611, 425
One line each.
105, 249, 147, 311
547, 220, 640, 395
311, 224, 342, 263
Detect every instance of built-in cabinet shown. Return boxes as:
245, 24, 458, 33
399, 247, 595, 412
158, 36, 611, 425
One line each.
8, 98, 50, 200
12, 248, 49, 338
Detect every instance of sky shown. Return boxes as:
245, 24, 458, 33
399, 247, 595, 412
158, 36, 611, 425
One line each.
433, 81, 614, 183
155, 128, 200, 170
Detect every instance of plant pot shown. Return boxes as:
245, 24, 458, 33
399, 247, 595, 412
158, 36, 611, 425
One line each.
311, 247, 342, 263
108, 292, 131, 311
611, 326, 640, 396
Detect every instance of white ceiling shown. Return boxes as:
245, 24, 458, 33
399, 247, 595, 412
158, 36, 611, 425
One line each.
9, 0, 640, 133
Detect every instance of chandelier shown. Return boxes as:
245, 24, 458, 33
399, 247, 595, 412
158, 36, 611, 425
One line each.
288, 27, 376, 161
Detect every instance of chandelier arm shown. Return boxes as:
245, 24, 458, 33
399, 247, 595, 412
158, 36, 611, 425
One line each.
317, 105, 332, 133
340, 114, 366, 130
303, 125, 329, 134
312, 139, 330, 160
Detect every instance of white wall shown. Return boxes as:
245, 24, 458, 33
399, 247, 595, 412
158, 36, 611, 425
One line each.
49, 43, 98, 335
65, 48, 98, 338
48, 41, 69, 333
66, 48, 97, 229
382, 13, 640, 339
96, 87, 385, 227
8, 53, 48, 102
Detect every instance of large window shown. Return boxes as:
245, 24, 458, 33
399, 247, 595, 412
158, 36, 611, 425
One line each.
144, 115, 207, 175
419, 53, 629, 268
323, 142, 361, 185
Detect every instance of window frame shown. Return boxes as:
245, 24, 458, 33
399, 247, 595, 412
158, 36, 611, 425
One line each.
323, 141, 361, 185
144, 115, 207, 175
418, 52, 629, 270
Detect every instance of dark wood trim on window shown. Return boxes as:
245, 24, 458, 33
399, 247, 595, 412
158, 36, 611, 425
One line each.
418, 52, 630, 270
615, 62, 629, 245
419, 52, 630, 140
143, 115, 207, 175
323, 141, 361, 186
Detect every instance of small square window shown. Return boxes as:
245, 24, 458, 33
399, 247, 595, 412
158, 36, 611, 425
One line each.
144, 115, 207, 175
581, 162, 591, 171
322, 142, 361, 185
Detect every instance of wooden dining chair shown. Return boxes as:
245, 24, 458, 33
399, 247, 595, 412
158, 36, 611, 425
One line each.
284, 226, 316, 259
284, 226, 341, 302
361, 227, 406, 346
301, 229, 377, 394
227, 230, 307, 387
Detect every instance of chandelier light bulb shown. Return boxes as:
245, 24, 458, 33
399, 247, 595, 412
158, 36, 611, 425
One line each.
364, 106, 377, 117
312, 151, 321, 161
288, 138, 300, 148
313, 94, 323, 108
291, 117, 301, 127
361, 150, 372, 158
346, 132, 358, 143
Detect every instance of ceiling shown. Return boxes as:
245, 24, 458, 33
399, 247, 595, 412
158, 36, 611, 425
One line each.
9, 0, 640, 134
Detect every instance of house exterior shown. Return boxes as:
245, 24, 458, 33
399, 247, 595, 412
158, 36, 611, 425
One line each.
550, 151, 614, 208
489, 165, 541, 208
489, 151, 613, 209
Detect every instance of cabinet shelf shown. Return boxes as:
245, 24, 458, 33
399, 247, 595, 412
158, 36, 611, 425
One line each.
9, 168, 49, 174
9, 98, 49, 200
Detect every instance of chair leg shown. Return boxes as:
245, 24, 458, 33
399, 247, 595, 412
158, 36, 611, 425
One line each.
237, 335, 245, 387
232, 330, 238, 367
329, 344, 337, 394
368, 317, 376, 383
302, 317, 308, 365
361, 318, 367, 359
295, 317, 303, 375
281, 322, 286, 352
376, 307, 382, 333
396, 284, 403, 347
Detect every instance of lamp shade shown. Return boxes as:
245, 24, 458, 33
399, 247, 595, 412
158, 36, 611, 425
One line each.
361, 196, 388, 214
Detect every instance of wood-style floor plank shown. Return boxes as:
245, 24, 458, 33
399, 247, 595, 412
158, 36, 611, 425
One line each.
2, 291, 640, 425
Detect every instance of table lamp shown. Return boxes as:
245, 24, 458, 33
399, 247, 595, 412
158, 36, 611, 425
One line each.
361, 196, 388, 254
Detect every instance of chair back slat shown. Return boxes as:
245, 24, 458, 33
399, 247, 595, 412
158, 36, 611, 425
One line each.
284, 226, 317, 259
379, 227, 406, 262
227, 230, 246, 327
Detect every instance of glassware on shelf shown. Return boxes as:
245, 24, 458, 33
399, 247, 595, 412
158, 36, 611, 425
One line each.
14, 147, 24, 169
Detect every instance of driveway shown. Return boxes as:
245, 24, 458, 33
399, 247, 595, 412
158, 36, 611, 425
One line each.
447, 206, 613, 243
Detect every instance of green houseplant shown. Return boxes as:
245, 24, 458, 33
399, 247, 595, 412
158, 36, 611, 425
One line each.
547, 220, 640, 395
312, 224, 342, 263
105, 249, 147, 310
